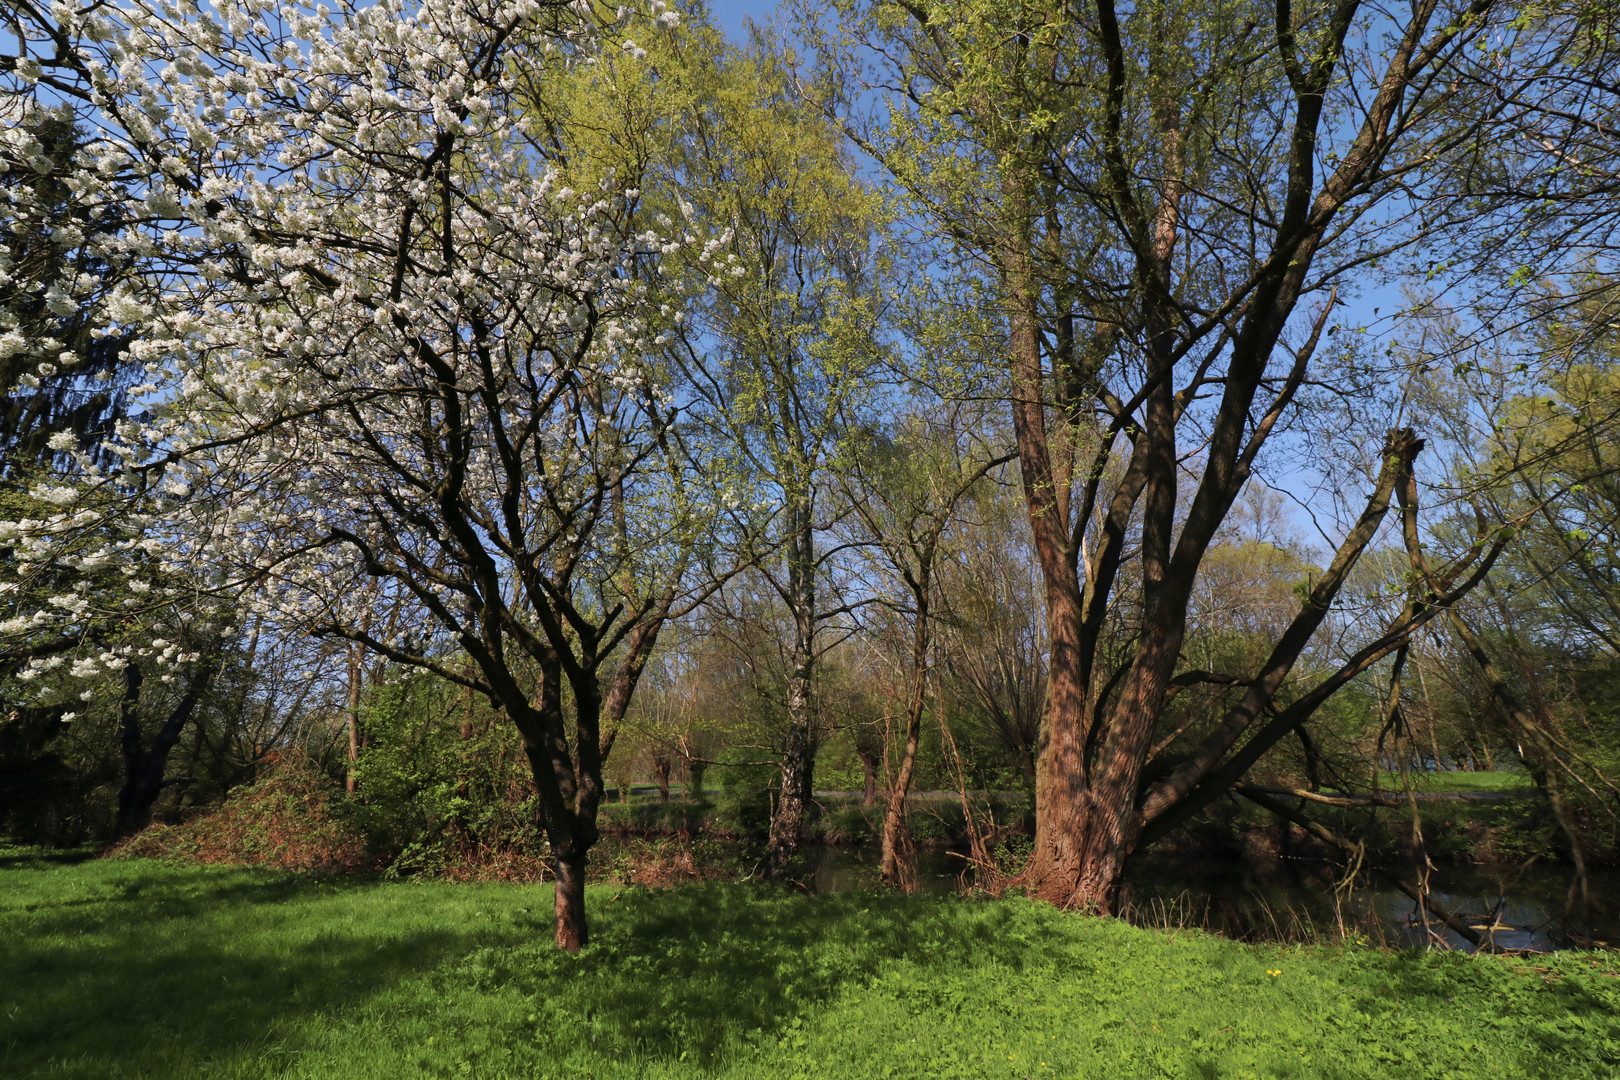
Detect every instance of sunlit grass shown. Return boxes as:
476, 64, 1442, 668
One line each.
3, 851, 1616, 1079
1375, 770, 1535, 793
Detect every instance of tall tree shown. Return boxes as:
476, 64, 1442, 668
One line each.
660, 22, 885, 874
800, 0, 1566, 908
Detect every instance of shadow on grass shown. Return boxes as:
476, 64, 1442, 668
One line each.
0, 846, 102, 872
1363, 949, 1620, 1065
0, 865, 530, 1078
15, 863, 1611, 1078
494, 884, 1051, 1063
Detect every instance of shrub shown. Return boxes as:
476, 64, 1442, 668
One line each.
107, 756, 372, 873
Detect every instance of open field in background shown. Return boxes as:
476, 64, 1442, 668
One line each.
3, 853, 1618, 1080
1372, 771, 1536, 794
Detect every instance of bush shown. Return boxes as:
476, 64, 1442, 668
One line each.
711, 756, 776, 837
345, 672, 548, 877
817, 801, 878, 845
107, 756, 372, 873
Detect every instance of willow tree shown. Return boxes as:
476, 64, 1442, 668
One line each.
800, 0, 1571, 908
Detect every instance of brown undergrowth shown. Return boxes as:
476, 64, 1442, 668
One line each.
106, 758, 374, 873
593, 834, 745, 887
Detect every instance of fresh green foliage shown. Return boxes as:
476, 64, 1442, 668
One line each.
348, 674, 543, 874
4, 857, 1618, 1079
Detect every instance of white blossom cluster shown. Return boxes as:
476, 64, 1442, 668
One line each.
1, 0, 722, 699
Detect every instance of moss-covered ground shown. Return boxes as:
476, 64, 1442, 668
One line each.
3, 850, 1617, 1079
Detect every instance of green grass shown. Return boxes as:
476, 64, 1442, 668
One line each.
1375, 770, 1535, 793
3, 852, 1618, 1079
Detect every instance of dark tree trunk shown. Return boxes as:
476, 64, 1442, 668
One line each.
763, 514, 817, 876
116, 662, 214, 837
514, 653, 600, 954
345, 642, 362, 796
504, 598, 673, 952
860, 750, 880, 806
1018, 747, 1037, 788
763, 711, 814, 876
653, 755, 672, 801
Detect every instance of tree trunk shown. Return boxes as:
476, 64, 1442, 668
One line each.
763, 704, 814, 876
860, 749, 880, 806
345, 642, 362, 796
881, 575, 930, 888
878, 713, 923, 887
653, 755, 672, 801
763, 514, 817, 876
115, 663, 151, 836
1028, 793, 1138, 912
512, 650, 601, 954
116, 661, 214, 837
553, 850, 588, 952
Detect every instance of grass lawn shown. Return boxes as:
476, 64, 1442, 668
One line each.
1374, 770, 1535, 794
3, 851, 1618, 1079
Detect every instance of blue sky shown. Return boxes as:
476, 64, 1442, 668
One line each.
704, 0, 778, 41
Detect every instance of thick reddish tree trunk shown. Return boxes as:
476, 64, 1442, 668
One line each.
1002, 221, 1131, 908
1027, 794, 1139, 912
1023, 591, 1128, 910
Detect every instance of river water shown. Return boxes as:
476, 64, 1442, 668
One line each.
805, 846, 1618, 953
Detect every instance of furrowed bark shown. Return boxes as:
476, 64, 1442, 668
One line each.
553, 850, 589, 952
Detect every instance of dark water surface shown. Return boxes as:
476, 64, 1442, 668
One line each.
805, 846, 1619, 952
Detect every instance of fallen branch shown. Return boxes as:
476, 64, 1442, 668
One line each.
1235, 784, 1492, 950
1243, 785, 1402, 808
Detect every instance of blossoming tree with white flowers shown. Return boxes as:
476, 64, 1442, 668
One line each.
1, 0, 718, 949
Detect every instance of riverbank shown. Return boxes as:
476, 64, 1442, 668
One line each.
4, 852, 1618, 1079
600, 775, 1569, 873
